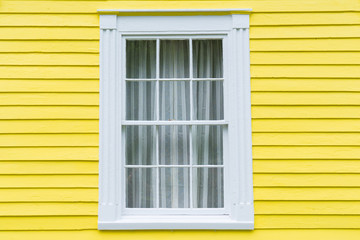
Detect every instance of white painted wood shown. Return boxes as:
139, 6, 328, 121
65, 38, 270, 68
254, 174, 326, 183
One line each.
123, 208, 227, 215
117, 16, 233, 32
98, 9, 252, 13
98, 27, 118, 222
232, 14, 250, 29
98, 215, 253, 230
98, 11, 253, 230
100, 15, 117, 30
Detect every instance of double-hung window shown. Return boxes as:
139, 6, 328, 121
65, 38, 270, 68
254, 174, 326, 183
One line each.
98, 9, 253, 230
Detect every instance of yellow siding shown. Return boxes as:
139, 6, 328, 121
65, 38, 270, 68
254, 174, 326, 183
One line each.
0, 0, 359, 239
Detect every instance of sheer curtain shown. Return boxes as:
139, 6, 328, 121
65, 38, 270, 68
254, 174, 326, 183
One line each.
192, 40, 223, 208
126, 39, 224, 209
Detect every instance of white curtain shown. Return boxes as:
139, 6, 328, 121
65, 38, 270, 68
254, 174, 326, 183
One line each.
126, 39, 223, 208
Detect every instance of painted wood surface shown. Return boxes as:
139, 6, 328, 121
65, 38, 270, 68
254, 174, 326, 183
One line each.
0, 0, 360, 238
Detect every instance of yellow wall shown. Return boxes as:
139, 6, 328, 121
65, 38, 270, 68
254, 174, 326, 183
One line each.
1, 0, 360, 239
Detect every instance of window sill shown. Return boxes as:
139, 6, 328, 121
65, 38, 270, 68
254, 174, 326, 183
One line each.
98, 215, 254, 230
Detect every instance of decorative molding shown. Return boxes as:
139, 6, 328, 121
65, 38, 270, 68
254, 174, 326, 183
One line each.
100, 15, 117, 29
232, 14, 250, 29
98, 26, 118, 222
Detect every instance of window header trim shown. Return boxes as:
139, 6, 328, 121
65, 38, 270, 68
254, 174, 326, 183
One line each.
97, 8, 252, 14
99, 14, 250, 31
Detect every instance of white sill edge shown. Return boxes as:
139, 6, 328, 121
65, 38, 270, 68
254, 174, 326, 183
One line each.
98, 217, 254, 230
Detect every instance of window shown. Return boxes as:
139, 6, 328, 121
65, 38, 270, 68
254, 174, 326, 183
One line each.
98, 9, 253, 230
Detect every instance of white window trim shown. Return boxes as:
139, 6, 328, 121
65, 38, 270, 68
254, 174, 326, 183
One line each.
98, 9, 253, 230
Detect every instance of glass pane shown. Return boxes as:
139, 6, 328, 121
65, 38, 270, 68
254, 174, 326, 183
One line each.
126, 81, 156, 120
126, 40, 156, 79
125, 126, 156, 165
159, 126, 190, 165
193, 125, 223, 165
193, 39, 223, 78
193, 81, 224, 120
159, 167, 190, 208
159, 81, 190, 120
193, 167, 224, 208
126, 168, 156, 208
160, 40, 189, 78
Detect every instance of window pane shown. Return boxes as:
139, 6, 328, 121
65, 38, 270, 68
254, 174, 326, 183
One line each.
159, 126, 190, 165
126, 168, 156, 208
160, 40, 189, 78
126, 40, 156, 79
125, 126, 156, 165
159, 167, 190, 208
193, 125, 223, 165
193, 40, 223, 78
193, 81, 224, 120
159, 81, 190, 120
193, 167, 224, 208
126, 81, 156, 120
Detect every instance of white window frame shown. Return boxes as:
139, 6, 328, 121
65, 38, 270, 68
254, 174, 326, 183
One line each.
98, 9, 253, 230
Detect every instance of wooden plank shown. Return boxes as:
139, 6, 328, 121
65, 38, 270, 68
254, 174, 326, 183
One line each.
17, 133, 358, 149
251, 52, 360, 65
4, 173, 358, 188
251, 39, 360, 51
0, 106, 98, 119
251, 65, 360, 78
0, 147, 98, 160
254, 160, 360, 173
254, 174, 360, 187
255, 215, 360, 229
254, 187, 360, 200
5, 52, 358, 66
0, 93, 99, 105
0, 175, 97, 188
1, 215, 360, 230
0, 134, 98, 147
0, 80, 99, 93
0, 216, 97, 230
0, 27, 98, 40
0, 14, 99, 27
253, 146, 360, 159
0, 40, 99, 53
1, 0, 359, 13
0, 40, 356, 54
0, 188, 97, 202
252, 106, 360, 118
255, 201, 360, 215
0, 120, 99, 133
0, 230, 359, 240
0, 66, 99, 79
0, 203, 97, 216
252, 133, 360, 146
250, 12, 360, 26
1, 13, 359, 27
0, 161, 98, 174
251, 25, 360, 39
5, 52, 359, 66
0, 53, 99, 66
2, 26, 359, 40
251, 79, 360, 92
252, 119, 360, 132
252, 92, 360, 105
